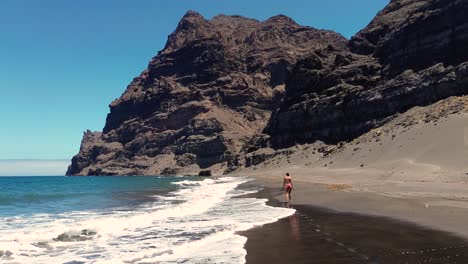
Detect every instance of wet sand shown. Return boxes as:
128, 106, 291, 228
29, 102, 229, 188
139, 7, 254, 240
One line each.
233, 108, 468, 241
241, 187, 468, 264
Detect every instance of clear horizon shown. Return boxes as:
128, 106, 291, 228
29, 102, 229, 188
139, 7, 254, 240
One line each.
0, 159, 69, 176
1, 0, 390, 170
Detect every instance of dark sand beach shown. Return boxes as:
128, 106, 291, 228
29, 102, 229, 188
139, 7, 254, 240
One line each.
241, 184, 468, 264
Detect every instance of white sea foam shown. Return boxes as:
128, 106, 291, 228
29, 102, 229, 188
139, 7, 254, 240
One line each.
0, 177, 295, 264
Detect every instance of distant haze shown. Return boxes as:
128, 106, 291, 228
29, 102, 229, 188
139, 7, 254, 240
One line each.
0, 160, 69, 176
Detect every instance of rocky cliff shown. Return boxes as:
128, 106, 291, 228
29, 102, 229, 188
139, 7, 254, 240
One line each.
264, 0, 468, 148
68, 0, 468, 176
67, 11, 346, 175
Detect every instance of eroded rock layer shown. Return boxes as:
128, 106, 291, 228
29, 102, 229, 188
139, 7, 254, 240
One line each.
69, 0, 468, 175
67, 11, 346, 175
265, 0, 468, 148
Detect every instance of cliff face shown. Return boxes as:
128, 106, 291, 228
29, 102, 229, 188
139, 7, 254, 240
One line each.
69, 0, 468, 176
67, 11, 346, 175
264, 0, 468, 148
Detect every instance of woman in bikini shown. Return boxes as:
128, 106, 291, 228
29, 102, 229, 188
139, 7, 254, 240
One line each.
283, 172, 293, 203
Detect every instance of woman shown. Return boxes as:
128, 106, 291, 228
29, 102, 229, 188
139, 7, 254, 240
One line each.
283, 172, 293, 203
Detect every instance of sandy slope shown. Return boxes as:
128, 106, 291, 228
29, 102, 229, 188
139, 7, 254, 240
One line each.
232, 96, 468, 237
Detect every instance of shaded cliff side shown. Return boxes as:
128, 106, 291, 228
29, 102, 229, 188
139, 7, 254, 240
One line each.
69, 0, 468, 176
67, 11, 346, 175
264, 0, 468, 148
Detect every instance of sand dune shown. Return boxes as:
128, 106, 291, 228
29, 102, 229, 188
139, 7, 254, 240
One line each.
234, 96, 468, 237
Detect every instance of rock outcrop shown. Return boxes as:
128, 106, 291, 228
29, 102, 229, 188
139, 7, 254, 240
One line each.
69, 0, 468, 175
264, 0, 468, 148
67, 11, 346, 175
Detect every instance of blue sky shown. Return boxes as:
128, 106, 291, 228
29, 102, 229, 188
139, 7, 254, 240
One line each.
0, 0, 390, 162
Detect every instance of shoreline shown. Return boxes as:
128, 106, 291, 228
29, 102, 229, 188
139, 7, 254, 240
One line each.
229, 105, 468, 250
248, 176, 468, 240
241, 180, 468, 263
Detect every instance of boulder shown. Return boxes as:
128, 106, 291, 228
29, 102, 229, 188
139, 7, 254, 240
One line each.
198, 170, 212, 177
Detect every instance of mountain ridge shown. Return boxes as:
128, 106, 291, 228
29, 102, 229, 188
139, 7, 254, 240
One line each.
67, 11, 346, 175
68, 0, 468, 176
264, 0, 468, 148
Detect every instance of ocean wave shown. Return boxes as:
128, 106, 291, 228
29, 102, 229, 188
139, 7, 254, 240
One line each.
0, 192, 78, 205
0, 177, 294, 264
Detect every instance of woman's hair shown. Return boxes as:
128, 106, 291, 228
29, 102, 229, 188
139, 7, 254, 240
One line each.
286, 172, 290, 176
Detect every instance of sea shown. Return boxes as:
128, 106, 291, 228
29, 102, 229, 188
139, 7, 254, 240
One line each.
0, 176, 294, 264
